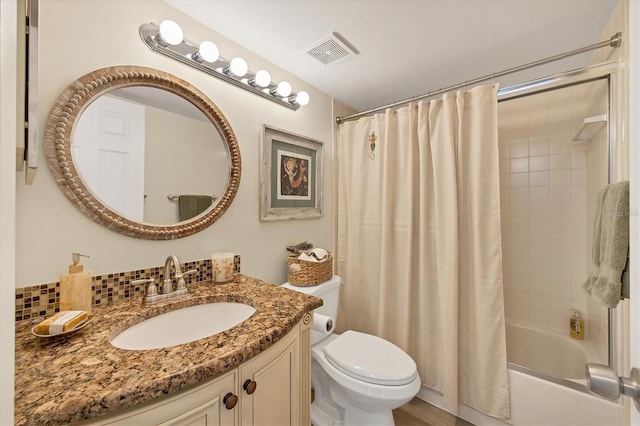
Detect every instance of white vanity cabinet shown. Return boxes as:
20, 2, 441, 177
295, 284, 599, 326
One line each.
80, 319, 311, 426
97, 370, 238, 426
239, 322, 300, 425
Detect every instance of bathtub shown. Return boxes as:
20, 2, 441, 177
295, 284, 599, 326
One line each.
506, 322, 588, 380
417, 323, 622, 426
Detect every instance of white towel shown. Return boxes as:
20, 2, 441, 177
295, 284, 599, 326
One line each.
298, 248, 329, 262
583, 181, 630, 308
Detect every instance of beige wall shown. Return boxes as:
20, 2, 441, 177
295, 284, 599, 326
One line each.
15, 0, 334, 287
142, 104, 226, 224
0, 0, 17, 422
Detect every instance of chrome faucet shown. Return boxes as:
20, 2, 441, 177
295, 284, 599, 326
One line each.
132, 255, 197, 305
163, 255, 182, 295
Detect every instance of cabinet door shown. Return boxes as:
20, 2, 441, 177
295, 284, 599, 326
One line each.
88, 370, 238, 426
157, 399, 218, 426
239, 329, 300, 426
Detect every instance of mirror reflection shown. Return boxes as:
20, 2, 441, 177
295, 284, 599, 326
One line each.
73, 87, 228, 224
44, 65, 241, 240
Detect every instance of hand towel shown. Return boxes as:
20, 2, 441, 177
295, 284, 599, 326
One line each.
179, 195, 213, 221
622, 254, 630, 299
583, 181, 630, 308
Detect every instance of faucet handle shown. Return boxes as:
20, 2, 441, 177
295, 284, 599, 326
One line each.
132, 278, 153, 286
176, 269, 197, 290
132, 278, 159, 296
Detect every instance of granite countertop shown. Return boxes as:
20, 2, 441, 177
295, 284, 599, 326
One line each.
14, 275, 322, 425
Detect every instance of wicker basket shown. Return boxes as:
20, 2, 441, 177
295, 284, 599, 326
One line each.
287, 253, 333, 287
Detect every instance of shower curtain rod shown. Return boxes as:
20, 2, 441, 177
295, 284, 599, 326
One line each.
336, 32, 622, 124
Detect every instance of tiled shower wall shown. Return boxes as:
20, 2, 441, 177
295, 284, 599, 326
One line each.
498, 78, 609, 362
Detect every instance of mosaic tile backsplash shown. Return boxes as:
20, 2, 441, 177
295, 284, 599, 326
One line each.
15, 255, 241, 322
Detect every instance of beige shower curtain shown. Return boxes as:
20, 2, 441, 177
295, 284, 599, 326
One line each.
336, 84, 509, 419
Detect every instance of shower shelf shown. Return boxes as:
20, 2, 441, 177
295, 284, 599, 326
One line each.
572, 114, 607, 142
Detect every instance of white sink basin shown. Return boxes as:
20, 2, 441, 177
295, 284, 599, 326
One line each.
111, 302, 256, 350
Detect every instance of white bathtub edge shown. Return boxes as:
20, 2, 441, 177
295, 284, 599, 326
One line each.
416, 366, 622, 426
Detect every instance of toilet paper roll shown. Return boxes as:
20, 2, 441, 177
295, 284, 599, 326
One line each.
211, 252, 235, 283
312, 313, 335, 335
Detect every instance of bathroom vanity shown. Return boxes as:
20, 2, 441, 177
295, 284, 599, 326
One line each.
14, 275, 321, 425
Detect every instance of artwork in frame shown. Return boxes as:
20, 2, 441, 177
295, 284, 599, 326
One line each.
260, 125, 323, 221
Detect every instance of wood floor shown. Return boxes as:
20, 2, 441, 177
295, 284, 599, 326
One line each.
393, 398, 474, 426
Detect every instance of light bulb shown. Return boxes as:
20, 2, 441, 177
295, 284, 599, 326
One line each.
197, 41, 219, 63
158, 20, 183, 46
254, 70, 271, 88
276, 81, 292, 97
295, 91, 310, 106
229, 57, 248, 77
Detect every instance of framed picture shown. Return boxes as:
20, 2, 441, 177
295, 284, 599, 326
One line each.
260, 125, 324, 221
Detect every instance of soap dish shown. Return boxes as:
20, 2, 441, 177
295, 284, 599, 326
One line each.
31, 316, 94, 339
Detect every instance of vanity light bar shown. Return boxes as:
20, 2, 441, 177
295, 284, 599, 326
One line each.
139, 21, 310, 110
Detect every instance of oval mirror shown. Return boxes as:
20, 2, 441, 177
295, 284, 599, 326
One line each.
44, 66, 241, 239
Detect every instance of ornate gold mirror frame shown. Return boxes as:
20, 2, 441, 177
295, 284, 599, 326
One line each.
44, 65, 241, 240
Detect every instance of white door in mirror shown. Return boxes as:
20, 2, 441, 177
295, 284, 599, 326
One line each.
74, 95, 146, 221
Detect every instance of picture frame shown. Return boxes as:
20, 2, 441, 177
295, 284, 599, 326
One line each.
260, 125, 324, 221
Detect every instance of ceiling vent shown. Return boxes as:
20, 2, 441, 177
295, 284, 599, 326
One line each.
306, 32, 358, 66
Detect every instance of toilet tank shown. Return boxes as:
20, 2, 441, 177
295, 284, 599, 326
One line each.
282, 275, 342, 321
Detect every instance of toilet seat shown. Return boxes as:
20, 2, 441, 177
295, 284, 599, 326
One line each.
322, 330, 417, 386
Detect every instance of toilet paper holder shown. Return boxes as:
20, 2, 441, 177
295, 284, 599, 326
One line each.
324, 318, 333, 332
585, 363, 640, 411
312, 313, 335, 334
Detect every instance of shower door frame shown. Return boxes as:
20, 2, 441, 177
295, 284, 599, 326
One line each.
498, 59, 624, 374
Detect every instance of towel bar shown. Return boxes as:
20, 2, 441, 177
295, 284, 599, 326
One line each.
167, 193, 216, 201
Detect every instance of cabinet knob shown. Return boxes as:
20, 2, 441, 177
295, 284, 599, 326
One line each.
243, 379, 257, 394
223, 392, 238, 410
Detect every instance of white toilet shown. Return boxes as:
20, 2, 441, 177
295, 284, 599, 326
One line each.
282, 275, 421, 426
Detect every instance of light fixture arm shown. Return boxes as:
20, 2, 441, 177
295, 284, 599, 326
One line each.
139, 22, 305, 110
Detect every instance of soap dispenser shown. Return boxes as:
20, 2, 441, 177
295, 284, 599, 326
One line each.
570, 309, 584, 340
60, 253, 93, 313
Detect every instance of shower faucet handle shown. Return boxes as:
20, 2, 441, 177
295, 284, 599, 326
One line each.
585, 363, 640, 411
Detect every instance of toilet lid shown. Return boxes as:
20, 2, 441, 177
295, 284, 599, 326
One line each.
322, 330, 417, 386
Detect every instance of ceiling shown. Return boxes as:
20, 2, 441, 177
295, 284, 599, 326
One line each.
165, 0, 619, 113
